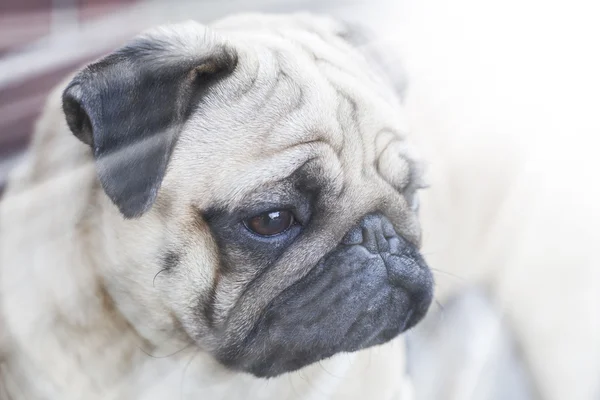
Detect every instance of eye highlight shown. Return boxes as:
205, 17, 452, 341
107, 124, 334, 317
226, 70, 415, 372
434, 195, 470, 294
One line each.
244, 210, 296, 237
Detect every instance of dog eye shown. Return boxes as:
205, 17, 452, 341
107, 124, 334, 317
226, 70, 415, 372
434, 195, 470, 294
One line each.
244, 210, 295, 237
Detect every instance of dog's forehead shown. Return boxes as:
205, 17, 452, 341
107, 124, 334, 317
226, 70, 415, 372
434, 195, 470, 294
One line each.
168, 17, 416, 209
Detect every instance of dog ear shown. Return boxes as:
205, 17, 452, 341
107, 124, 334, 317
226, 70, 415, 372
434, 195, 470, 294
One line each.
62, 22, 237, 219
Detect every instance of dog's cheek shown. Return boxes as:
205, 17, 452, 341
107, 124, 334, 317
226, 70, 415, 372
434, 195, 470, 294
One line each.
155, 235, 221, 342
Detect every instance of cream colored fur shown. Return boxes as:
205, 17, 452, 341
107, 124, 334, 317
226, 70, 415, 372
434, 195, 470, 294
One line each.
0, 14, 416, 400
2, 9, 598, 400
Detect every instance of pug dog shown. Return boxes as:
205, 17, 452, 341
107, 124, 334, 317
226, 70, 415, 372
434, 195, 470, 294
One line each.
0, 13, 431, 400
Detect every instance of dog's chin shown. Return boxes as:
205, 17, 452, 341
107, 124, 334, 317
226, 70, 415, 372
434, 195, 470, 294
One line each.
216, 215, 434, 378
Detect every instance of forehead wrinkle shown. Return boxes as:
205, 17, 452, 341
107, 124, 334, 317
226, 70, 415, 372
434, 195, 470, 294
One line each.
208, 41, 298, 124
324, 65, 408, 163
319, 52, 405, 126
223, 36, 348, 156
212, 141, 342, 212
375, 129, 403, 153
330, 87, 367, 178
319, 76, 418, 210
280, 29, 400, 110
256, 52, 309, 143
281, 30, 378, 85
239, 49, 345, 159
374, 130, 405, 178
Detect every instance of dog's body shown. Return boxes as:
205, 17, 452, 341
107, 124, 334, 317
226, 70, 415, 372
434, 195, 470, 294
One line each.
0, 13, 425, 399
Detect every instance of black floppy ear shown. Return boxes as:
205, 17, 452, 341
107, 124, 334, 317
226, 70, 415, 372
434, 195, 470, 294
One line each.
62, 22, 237, 218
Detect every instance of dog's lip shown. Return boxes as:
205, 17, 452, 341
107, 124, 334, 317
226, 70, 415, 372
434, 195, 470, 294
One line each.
402, 292, 433, 332
402, 308, 416, 331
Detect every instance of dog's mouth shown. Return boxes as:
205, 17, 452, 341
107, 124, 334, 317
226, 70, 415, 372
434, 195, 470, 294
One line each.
215, 213, 434, 378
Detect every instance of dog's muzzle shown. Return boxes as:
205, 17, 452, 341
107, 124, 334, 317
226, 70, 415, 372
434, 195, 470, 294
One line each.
219, 213, 434, 377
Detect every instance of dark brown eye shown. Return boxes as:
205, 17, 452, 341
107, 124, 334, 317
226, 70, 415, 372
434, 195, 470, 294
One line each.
244, 210, 295, 237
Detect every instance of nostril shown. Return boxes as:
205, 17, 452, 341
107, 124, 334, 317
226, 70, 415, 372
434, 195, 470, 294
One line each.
342, 213, 400, 253
342, 225, 363, 246
375, 230, 390, 253
388, 237, 402, 255
388, 234, 413, 256
381, 218, 396, 239
361, 227, 378, 253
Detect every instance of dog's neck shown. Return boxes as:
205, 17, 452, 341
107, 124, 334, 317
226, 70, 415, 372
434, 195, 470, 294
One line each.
0, 166, 140, 398
0, 105, 170, 397
0, 167, 214, 398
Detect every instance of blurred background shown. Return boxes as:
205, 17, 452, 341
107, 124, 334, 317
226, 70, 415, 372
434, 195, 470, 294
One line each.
1, 0, 599, 399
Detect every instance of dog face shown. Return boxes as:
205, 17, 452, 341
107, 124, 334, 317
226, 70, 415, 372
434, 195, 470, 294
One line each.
62, 14, 433, 377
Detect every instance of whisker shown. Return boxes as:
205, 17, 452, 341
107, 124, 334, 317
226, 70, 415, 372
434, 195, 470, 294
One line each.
153, 268, 168, 287
433, 298, 447, 323
317, 360, 342, 379
434, 299, 446, 313
430, 268, 466, 282
180, 348, 201, 400
138, 343, 192, 359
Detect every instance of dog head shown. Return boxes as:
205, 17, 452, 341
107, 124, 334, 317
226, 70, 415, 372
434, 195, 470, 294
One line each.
62, 13, 433, 378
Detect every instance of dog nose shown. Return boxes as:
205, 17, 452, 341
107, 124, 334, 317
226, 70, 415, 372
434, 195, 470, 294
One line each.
341, 213, 397, 254
341, 213, 431, 295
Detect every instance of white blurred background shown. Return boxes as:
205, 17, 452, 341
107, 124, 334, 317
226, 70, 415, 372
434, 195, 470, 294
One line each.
1, 0, 599, 399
